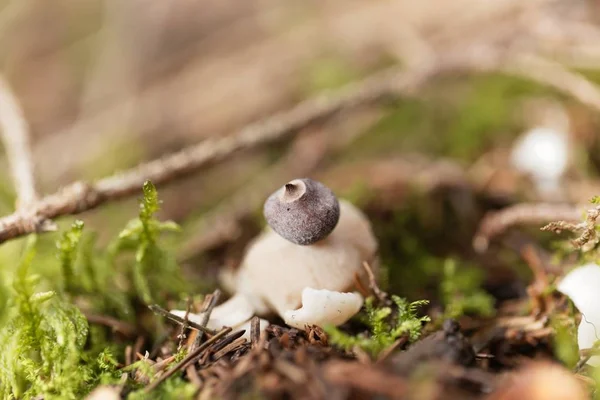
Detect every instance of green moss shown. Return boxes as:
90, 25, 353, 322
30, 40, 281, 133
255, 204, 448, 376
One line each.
325, 296, 430, 358
440, 259, 495, 319
551, 312, 580, 369
0, 182, 199, 398
128, 377, 196, 400
110, 181, 188, 304
0, 237, 95, 399
57, 220, 85, 294
369, 193, 496, 322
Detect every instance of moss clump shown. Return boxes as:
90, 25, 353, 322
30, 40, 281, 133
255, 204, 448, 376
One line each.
325, 296, 430, 358
440, 259, 495, 319
110, 181, 186, 304
56, 219, 85, 294
0, 181, 194, 399
0, 237, 96, 399
551, 313, 580, 369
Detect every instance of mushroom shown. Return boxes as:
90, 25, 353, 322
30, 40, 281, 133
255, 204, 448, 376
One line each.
172, 178, 377, 332
556, 262, 600, 366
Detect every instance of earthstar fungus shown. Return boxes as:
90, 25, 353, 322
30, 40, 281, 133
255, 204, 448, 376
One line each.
172, 178, 377, 333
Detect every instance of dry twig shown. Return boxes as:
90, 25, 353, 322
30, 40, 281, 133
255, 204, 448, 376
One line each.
2, 46, 599, 248
0, 75, 57, 236
0, 67, 406, 244
362, 261, 388, 304
473, 203, 584, 252
179, 128, 331, 258
520, 246, 552, 317
84, 313, 137, 338
210, 330, 247, 360
212, 337, 247, 361
193, 289, 221, 349
144, 327, 232, 393
503, 54, 600, 113
148, 304, 217, 336
542, 205, 600, 250
0, 75, 38, 209
250, 317, 261, 349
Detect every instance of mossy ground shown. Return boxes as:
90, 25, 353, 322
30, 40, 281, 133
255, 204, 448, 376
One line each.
0, 70, 597, 398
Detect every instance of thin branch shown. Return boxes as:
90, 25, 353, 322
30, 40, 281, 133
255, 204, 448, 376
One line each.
209, 329, 247, 357
542, 205, 600, 250
176, 298, 193, 349
84, 312, 137, 337
148, 304, 217, 336
473, 203, 585, 252
179, 128, 330, 258
0, 67, 406, 244
192, 289, 221, 349
144, 327, 232, 393
93, 67, 403, 198
503, 54, 600, 113
362, 261, 388, 304
212, 336, 247, 361
0, 75, 39, 209
0, 50, 597, 246
250, 317, 260, 349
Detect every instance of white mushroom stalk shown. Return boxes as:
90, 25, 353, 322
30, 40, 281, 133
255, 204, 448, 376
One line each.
173, 178, 378, 333
556, 262, 600, 366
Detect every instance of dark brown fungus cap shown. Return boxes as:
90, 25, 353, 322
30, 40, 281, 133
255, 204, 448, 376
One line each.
263, 178, 340, 245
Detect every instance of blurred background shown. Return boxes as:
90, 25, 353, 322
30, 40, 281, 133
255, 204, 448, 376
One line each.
1, 0, 600, 299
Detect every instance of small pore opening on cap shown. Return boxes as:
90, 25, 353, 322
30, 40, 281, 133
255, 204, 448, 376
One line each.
280, 180, 306, 203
